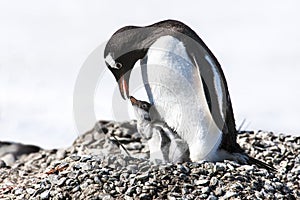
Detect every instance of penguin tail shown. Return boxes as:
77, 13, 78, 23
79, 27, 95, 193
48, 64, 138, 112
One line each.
247, 155, 276, 172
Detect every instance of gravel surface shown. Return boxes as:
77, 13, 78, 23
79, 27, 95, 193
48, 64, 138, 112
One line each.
0, 120, 299, 199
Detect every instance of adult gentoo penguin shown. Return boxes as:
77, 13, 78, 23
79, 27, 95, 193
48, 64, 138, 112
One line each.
104, 20, 274, 170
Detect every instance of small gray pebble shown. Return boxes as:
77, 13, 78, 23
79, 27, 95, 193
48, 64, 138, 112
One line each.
139, 193, 151, 200
14, 188, 23, 195
201, 186, 210, 194
70, 155, 81, 161
40, 190, 50, 200
195, 179, 209, 186
214, 163, 226, 172
26, 188, 35, 195
57, 177, 67, 186
223, 191, 237, 199
207, 194, 218, 200
214, 187, 224, 196
80, 155, 92, 162
135, 173, 149, 181
210, 177, 218, 187
125, 186, 136, 196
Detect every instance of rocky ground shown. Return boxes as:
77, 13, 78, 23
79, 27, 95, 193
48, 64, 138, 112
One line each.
0, 120, 299, 199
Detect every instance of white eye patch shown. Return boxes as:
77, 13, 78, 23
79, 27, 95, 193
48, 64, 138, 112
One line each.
105, 53, 120, 69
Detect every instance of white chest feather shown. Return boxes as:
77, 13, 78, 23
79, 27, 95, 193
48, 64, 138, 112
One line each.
143, 36, 222, 161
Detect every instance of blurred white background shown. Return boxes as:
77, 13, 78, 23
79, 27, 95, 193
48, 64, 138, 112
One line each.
0, 1, 299, 149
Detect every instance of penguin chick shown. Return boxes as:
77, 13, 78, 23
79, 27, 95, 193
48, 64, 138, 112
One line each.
130, 96, 190, 163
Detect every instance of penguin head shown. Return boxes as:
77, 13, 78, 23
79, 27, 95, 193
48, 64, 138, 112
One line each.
104, 26, 148, 99
130, 96, 152, 121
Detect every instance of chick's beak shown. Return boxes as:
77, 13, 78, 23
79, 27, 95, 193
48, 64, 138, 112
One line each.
129, 96, 138, 106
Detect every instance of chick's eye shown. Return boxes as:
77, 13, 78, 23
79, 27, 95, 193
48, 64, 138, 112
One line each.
142, 104, 147, 109
115, 62, 122, 69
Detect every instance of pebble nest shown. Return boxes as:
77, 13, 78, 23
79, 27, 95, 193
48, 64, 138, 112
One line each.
0, 120, 299, 199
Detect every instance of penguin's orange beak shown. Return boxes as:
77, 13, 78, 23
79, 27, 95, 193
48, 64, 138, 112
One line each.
118, 75, 129, 99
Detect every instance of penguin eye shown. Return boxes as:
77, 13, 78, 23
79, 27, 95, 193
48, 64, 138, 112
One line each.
115, 62, 122, 69
141, 104, 148, 109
